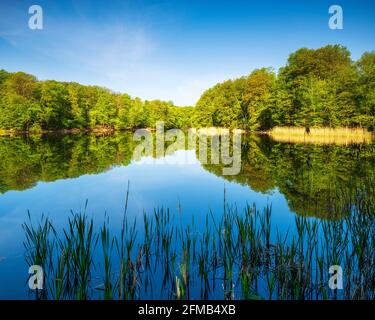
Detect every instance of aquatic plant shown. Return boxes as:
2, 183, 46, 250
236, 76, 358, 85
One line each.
23, 191, 375, 300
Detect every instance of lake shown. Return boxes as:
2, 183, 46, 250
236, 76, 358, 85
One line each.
0, 132, 374, 299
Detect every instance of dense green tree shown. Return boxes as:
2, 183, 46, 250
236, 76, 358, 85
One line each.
0, 69, 10, 84
39, 80, 70, 129
242, 68, 275, 130
116, 93, 133, 129
128, 97, 149, 128
89, 89, 117, 128
0, 72, 41, 131
0, 45, 374, 132
275, 45, 356, 127
66, 83, 89, 128
356, 52, 375, 128
194, 79, 244, 128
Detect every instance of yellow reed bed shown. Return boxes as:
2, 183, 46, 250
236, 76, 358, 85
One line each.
268, 126, 373, 145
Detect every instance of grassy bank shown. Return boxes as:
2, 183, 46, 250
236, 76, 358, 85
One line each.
267, 126, 373, 144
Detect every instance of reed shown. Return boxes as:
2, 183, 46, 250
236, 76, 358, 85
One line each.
100, 214, 114, 299
268, 126, 373, 145
65, 211, 97, 300
22, 190, 375, 300
22, 212, 55, 300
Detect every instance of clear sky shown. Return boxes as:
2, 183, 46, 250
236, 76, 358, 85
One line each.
0, 0, 374, 106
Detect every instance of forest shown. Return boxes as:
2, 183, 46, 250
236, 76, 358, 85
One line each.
0, 45, 374, 133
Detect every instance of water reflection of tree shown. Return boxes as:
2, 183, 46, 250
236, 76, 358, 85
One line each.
0, 133, 136, 193
202, 135, 375, 219
0, 133, 374, 219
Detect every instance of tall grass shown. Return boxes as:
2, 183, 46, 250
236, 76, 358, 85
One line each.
268, 126, 373, 145
23, 192, 375, 300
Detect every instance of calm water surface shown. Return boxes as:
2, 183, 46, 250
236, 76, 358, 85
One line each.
0, 132, 374, 299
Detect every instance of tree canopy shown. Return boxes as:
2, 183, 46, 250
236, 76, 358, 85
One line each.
1, 45, 374, 132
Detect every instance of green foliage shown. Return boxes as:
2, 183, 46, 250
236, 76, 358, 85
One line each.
0, 74, 193, 132
356, 52, 375, 128
40, 80, 70, 129
23, 198, 375, 300
194, 78, 245, 128
0, 72, 40, 131
89, 89, 117, 128
242, 68, 275, 130
194, 45, 374, 130
0, 45, 374, 131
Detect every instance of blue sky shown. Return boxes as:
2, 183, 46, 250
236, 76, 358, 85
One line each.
0, 0, 374, 105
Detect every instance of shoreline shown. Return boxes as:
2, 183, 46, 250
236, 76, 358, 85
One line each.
1, 126, 373, 138
0, 127, 120, 137
0, 127, 245, 136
